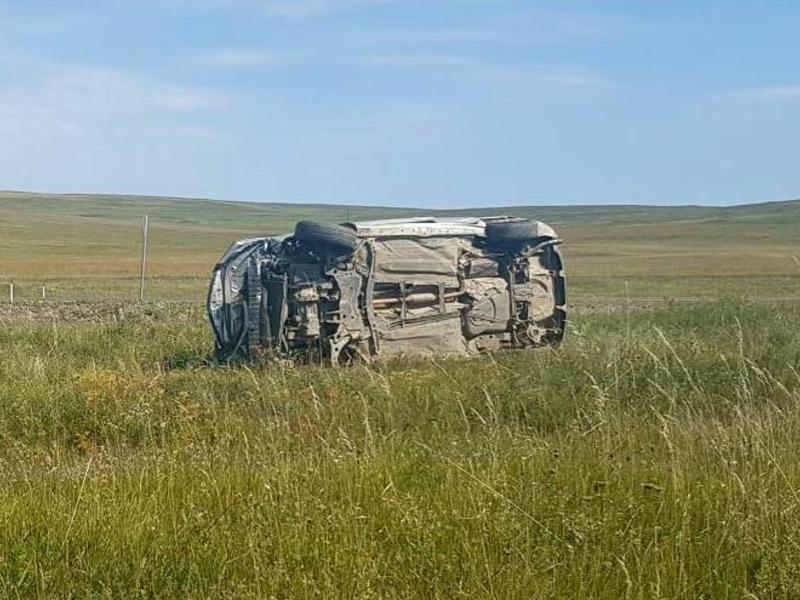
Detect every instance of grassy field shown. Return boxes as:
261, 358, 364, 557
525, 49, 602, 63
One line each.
1, 190, 800, 302
1, 300, 799, 597
2, 191, 800, 597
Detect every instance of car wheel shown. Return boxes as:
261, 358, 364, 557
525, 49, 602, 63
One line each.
294, 221, 359, 254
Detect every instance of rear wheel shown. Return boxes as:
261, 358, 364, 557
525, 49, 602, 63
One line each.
485, 218, 541, 245
294, 221, 358, 255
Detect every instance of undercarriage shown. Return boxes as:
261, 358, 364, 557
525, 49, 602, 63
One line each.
208, 217, 566, 364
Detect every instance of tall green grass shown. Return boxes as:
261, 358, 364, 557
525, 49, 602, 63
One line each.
1, 300, 799, 598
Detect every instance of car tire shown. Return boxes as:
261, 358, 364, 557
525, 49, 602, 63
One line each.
485, 218, 541, 244
294, 221, 358, 254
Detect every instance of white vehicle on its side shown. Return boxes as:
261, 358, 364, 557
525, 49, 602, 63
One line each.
208, 216, 566, 364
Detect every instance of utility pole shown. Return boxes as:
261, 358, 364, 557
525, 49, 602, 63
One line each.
139, 213, 149, 302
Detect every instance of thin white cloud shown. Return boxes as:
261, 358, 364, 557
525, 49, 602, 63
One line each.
355, 12, 616, 51
0, 4, 74, 38
166, 0, 393, 19
716, 85, 800, 102
260, 0, 392, 19
36, 65, 230, 114
194, 49, 282, 68
369, 19, 611, 48
360, 53, 477, 69
476, 64, 611, 90
354, 49, 610, 91
539, 72, 609, 88
369, 28, 517, 46
0, 61, 230, 160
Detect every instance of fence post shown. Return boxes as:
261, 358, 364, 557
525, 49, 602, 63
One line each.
139, 213, 149, 303
9, 281, 14, 304
42, 283, 47, 302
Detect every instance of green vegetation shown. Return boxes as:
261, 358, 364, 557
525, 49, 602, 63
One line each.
2, 191, 800, 597
1, 300, 800, 598
2, 190, 800, 302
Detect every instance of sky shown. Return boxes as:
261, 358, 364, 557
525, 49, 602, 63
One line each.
0, 0, 799, 208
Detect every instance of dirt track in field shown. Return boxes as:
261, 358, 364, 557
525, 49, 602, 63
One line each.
0, 301, 202, 324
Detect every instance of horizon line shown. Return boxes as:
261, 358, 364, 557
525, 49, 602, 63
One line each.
1, 188, 798, 212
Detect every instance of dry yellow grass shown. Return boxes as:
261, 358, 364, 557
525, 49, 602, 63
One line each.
2, 191, 799, 302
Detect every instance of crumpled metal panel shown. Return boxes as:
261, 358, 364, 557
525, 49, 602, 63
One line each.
376, 316, 467, 357
463, 277, 510, 337
371, 237, 464, 287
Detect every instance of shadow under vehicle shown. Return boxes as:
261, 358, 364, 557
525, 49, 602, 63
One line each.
208, 216, 566, 364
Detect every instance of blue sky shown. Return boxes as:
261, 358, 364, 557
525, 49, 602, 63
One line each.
0, 0, 798, 207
